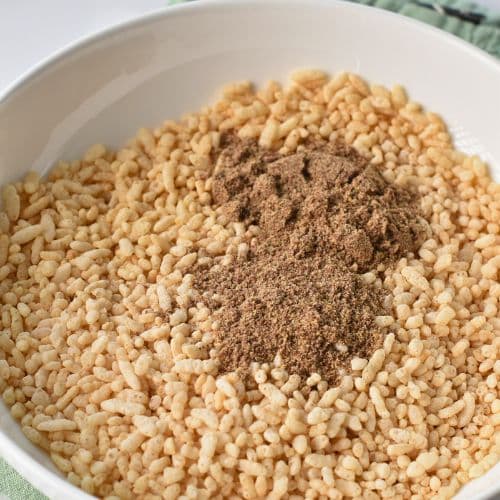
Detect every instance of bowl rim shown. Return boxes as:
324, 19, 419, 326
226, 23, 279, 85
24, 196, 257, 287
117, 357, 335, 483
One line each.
1, 0, 500, 106
0, 0, 499, 498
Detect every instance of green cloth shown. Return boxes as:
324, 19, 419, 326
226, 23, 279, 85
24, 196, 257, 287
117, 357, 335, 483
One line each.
350, 0, 500, 58
1, 0, 499, 499
0, 460, 46, 500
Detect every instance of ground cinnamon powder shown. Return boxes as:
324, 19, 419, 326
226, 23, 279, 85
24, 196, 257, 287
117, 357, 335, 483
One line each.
194, 136, 427, 383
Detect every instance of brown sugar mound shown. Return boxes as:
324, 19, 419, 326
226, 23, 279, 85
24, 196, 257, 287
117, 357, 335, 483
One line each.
195, 136, 427, 383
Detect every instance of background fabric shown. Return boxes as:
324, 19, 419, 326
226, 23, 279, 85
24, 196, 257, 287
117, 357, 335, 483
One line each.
350, 0, 500, 58
1, 0, 498, 498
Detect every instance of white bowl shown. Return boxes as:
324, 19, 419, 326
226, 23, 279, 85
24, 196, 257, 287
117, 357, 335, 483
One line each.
0, 1, 499, 498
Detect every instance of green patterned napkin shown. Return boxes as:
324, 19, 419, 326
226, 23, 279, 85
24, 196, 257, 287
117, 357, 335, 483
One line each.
0, 460, 46, 500
350, 0, 500, 58
1, 0, 498, 499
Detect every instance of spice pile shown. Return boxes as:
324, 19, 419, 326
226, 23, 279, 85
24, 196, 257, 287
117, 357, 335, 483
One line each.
195, 136, 428, 382
0, 70, 497, 499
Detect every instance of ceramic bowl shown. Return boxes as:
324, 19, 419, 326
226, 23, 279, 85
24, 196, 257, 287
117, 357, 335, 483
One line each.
0, 1, 499, 498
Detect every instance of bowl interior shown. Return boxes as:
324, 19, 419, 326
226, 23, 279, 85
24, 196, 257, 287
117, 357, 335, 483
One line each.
0, 1, 499, 498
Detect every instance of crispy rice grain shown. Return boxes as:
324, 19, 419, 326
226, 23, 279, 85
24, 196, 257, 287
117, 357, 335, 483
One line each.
0, 71, 498, 499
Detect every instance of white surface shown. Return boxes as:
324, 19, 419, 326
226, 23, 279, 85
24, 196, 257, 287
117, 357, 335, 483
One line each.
0, 0, 498, 94
0, 0, 167, 94
0, 0, 499, 499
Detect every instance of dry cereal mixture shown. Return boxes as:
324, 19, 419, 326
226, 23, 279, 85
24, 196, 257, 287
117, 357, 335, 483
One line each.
0, 69, 498, 500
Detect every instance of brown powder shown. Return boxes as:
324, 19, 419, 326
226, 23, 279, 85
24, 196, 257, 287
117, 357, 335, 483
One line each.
194, 135, 427, 383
